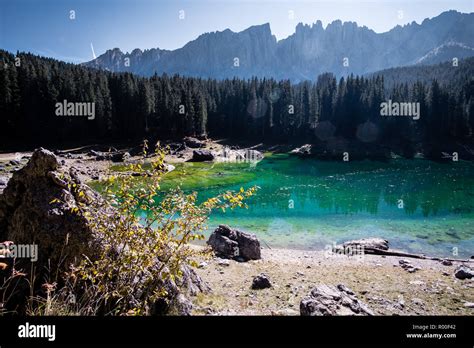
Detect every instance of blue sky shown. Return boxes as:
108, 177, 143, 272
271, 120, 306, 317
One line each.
1, 0, 472, 63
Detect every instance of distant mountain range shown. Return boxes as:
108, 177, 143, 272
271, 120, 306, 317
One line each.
84, 10, 474, 81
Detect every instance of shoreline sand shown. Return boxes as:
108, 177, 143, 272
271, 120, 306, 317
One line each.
192, 247, 474, 315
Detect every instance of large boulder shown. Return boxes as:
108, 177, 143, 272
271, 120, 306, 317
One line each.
207, 225, 261, 261
207, 233, 239, 259
190, 150, 214, 162
0, 148, 101, 269
300, 284, 373, 316
0, 148, 208, 315
0, 148, 102, 313
237, 231, 261, 260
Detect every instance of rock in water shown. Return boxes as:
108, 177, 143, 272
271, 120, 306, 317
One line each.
251, 273, 271, 289
190, 150, 214, 162
454, 265, 474, 280
207, 225, 261, 260
300, 284, 374, 316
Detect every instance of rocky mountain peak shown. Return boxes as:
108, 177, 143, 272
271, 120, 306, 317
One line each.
84, 10, 474, 80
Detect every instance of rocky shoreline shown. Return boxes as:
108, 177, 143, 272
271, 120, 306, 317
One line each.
193, 246, 474, 315
0, 138, 265, 193
0, 144, 473, 316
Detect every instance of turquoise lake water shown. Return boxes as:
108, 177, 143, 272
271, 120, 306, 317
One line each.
161, 155, 474, 258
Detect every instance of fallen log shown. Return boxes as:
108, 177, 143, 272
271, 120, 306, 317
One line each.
363, 247, 473, 263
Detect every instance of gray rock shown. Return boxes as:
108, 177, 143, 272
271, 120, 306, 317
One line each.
0, 148, 98, 266
111, 151, 130, 163
183, 136, 205, 148
454, 265, 474, 280
89, 149, 103, 158
399, 259, 420, 273
0, 148, 208, 315
441, 259, 453, 266
190, 150, 214, 162
251, 273, 271, 289
300, 284, 373, 316
207, 231, 240, 259
217, 259, 231, 266
237, 231, 261, 260
0, 178, 8, 186
198, 261, 208, 268
207, 225, 261, 260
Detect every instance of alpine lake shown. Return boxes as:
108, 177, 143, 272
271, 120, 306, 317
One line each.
100, 154, 474, 258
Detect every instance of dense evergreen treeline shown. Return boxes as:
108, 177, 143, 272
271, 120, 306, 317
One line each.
1, 50, 473, 156
367, 57, 474, 91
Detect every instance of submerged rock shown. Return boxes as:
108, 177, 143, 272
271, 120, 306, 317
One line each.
207, 225, 261, 261
300, 284, 373, 316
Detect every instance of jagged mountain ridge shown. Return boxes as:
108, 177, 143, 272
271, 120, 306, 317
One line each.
84, 10, 474, 81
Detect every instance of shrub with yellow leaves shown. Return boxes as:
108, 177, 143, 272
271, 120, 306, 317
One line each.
62, 141, 257, 315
